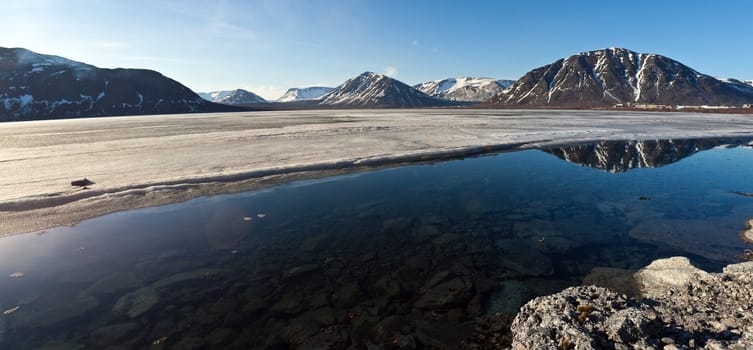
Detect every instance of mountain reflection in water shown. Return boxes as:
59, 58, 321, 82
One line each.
542, 137, 753, 173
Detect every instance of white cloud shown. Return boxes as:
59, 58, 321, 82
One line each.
411, 40, 419, 46
384, 66, 398, 77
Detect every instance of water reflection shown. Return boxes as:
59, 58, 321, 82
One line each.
542, 137, 753, 172
1, 139, 752, 349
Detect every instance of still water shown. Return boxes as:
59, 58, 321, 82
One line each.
1, 138, 753, 349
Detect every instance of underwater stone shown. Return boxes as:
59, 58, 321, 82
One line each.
113, 287, 159, 318
742, 219, 753, 243
151, 268, 222, 289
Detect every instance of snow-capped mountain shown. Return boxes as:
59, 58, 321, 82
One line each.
543, 138, 753, 173
492, 48, 753, 107
276, 87, 333, 102
0, 47, 238, 121
745, 80, 753, 87
414, 77, 514, 102
319, 72, 449, 107
199, 89, 266, 105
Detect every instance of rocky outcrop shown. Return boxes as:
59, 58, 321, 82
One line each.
511, 257, 753, 349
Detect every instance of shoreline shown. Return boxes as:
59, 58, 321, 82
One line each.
2, 109, 753, 236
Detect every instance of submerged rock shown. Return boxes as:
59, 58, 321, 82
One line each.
113, 286, 159, 318
742, 218, 753, 243
414, 277, 473, 309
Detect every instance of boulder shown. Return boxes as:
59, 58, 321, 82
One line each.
634, 256, 711, 296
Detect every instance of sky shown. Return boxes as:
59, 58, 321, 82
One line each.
2, 0, 752, 100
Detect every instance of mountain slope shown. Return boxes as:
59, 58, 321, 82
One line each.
277, 87, 333, 102
0, 47, 238, 121
199, 89, 266, 105
493, 48, 753, 107
319, 72, 449, 107
414, 77, 514, 101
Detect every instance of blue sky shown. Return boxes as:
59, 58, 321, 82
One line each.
2, 0, 752, 99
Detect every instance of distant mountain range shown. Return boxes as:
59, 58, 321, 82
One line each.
2, 46, 752, 121
277, 87, 333, 102
318, 72, 452, 108
492, 48, 753, 107
0, 47, 239, 121
543, 137, 753, 173
414, 77, 514, 102
198, 89, 266, 105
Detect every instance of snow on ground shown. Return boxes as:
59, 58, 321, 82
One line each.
1, 109, 752, 236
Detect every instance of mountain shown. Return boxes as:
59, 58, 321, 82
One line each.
0, 47, 239, 121
277, 87, 333, 102
319, 72, 451, 108
543, 137, 753, 173
746, 80, 753, 87
492, 48, 753, 107
199, 89, 266, 105
414, 77, 514, 102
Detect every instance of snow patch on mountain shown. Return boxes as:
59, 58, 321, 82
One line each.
414, 77, 515, 101
276, 87, 333, 102
320, 72, 447, 107
198, 89, 266, 105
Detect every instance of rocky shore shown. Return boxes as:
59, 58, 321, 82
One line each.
511, 257, 753, 349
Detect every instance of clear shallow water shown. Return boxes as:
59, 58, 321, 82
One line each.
1, 138, 753, 349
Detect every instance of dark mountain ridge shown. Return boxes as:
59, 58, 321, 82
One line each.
0, 47, 241, 121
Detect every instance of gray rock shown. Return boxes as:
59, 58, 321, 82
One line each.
510, 258, 753, 349
113, 286, 159, 318
604, 309, 661, 344
634, 256, 711, 296
723, 261, 753, 274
